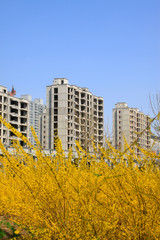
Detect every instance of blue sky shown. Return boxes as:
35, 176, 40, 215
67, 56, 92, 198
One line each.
0, 0, 160, 129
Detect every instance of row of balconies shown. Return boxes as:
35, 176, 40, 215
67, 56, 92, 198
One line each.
79, 137, 103, 143
10, 100, 28, 109
130, 120, 149, 127
9, 132, 27, 138
68, 122, 103, 131
73, 104, 103, 111
68, 123, 103, 132
67, 109, 103, 117
68, 113, 103, 122
71, 116, 103, 124
9, 118, 28, 125
68, 93, 103, 104
9, 110, 28, 116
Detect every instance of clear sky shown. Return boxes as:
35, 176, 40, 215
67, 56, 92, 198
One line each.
0, 0, 160, 130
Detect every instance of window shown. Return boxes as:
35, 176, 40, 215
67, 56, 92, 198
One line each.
61, 80, 64, 84
54, 116, 58, 121
54, 95, 58, 100
54, 130, 58, 135
54, 102, 58, 107
54, 88, 58, 93
54, 109, 58, 114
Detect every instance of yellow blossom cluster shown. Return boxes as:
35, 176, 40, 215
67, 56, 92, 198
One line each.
0, 117, 160, 239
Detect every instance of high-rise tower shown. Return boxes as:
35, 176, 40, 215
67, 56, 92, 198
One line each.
112, 102, 151, 155
42, 78, 104, 151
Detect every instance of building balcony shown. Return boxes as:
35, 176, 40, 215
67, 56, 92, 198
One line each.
93, 117, 97, 122
98, 106, 103, 111
75, 126, 79, 131
20, 120, 27, 125
74, 111, 79, 117
98, 137, 103, 142
98, 123, 103, 128
20, 125, 27, 132
2, 138, 7, 144
94, 131, 98, 136
81, 102, 86, 106
20, 103, 28, 109
98, 130, 103, 135
74, 119, 79, 124
98, 119, 103, 123
68, 97, 73, 101
10, 119, 18, 124
81, 107, 86, 112
10, 100, 18, 107
81, 113, 86, 118
81, 93, 86, 99
81, 120, 85, 125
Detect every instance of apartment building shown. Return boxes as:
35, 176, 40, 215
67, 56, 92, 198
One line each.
39, 108, 46, 148
41, 78, 104, 151
112, 102, 150, 155
21, 95, 45, 146
0, 85, 29, 147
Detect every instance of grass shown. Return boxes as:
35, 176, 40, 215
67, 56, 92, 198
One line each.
0, 218, 21, 239
0, 228, 5, 239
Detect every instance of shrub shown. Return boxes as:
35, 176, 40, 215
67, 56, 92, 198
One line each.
0, 117, 160, 239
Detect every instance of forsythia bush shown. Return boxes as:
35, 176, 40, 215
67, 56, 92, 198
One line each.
0, 117, 160, 239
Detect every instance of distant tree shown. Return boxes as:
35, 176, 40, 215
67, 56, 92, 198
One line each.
150, 92, 160, 137
103, 121, 112, 150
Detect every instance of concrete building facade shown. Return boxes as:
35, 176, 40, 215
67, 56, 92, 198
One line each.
0, 85, 29, 147
42, 78, 104, 151
112, 102, 151, 155
21, 95, 45, 146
